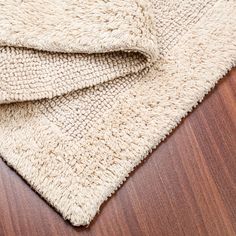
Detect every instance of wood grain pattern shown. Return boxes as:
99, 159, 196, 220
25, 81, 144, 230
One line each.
0, 68, 235, 236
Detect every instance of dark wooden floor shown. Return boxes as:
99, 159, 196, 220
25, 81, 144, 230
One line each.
0, 68, 235, 236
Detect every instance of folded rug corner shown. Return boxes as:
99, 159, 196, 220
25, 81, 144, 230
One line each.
0, 0, 235, 226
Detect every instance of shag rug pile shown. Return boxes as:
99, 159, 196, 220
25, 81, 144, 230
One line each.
0, 0, 235, 226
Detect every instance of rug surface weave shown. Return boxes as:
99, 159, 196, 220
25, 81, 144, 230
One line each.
0, 0, 235, 226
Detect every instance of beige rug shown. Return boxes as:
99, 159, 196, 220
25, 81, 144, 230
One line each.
0, 0, 235, 226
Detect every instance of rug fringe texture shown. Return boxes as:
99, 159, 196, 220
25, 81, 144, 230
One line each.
0, 0, 235, 226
